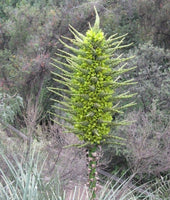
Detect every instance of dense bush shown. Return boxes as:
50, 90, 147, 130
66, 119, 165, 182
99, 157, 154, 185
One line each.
125, 108, 169, 178
102, 0, 143, 48
0, 93, 23, 124
137, 0, 170, 49
125, 42, 170, 112
102, 0, 170, 49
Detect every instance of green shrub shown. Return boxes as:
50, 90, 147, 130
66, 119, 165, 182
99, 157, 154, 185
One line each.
101, 0, 143, 48
136, 0, 170, 49
0, 93, 23, 124
125, 42, 170, 112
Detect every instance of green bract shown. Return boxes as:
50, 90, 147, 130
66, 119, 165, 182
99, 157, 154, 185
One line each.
49, 8, 136, 146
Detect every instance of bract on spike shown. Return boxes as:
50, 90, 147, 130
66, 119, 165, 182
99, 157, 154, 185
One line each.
93, 6, 100, 31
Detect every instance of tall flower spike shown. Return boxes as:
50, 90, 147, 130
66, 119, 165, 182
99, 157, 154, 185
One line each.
50, 7, 136, 199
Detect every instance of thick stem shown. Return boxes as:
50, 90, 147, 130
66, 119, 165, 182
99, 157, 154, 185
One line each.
87, 145, 98, 199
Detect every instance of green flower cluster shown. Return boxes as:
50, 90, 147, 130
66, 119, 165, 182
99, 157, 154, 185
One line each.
71, 28, 113, 144
49, 8, 136, 146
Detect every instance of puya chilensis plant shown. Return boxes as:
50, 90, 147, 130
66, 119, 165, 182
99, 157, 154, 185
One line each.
48, 8, 136, 199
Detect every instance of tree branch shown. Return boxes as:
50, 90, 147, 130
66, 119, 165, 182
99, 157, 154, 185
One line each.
0, 117, 28, 141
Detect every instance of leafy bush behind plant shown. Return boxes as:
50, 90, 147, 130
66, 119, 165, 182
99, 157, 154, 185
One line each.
125, 42, 170, 112
102, 0, 170, 49
0, 93, 23, 123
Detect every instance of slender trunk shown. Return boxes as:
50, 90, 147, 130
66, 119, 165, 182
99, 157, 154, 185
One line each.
87, 145, 98, 199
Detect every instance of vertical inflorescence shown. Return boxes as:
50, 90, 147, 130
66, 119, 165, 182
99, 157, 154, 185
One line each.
70, 23, 113, 145
49, 8, 136, 199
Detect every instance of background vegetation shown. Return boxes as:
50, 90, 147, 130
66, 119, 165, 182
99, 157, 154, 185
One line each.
0, 0, 169, 199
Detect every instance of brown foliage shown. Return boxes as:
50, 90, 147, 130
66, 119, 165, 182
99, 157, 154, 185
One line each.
126, 110, 170, 177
